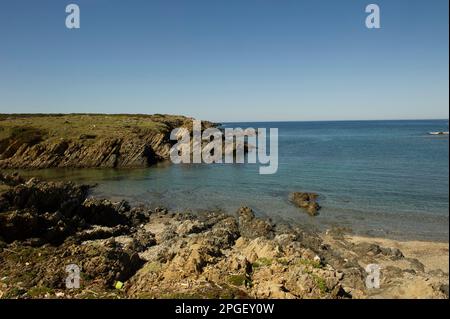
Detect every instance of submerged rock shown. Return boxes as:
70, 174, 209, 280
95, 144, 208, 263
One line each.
289, 192, 321, 216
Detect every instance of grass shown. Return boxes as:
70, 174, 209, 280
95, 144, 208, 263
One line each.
0, 114, 191, 143
1, 287, 25, 299
27, 286, 54, 298
311, 274, 328, 293
142, 261, 163, 273
296, 258, 322, 269
252, 257, 273, 269
228, 274, 253, 287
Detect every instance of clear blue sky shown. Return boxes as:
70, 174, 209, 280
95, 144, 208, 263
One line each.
0, 0, 448, 122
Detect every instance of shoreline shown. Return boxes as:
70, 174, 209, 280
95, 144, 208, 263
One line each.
0, 174, 448, 299
1, 115, 447, 244
3, 167, 449, 244
345, 235, 449, 274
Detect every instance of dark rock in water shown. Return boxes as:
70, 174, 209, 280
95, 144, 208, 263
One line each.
237, 206, 273, 239
289, 192, 321, 216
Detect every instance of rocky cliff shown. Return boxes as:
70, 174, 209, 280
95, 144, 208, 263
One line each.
0, 114, 215, 169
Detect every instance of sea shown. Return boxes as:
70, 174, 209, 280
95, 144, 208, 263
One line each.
18, 120, 449, 241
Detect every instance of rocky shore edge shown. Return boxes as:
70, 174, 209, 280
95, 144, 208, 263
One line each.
0, 173, 448, 299
0, 114, 217, 169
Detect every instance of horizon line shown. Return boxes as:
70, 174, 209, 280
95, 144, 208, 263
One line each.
0, 113, 448, 123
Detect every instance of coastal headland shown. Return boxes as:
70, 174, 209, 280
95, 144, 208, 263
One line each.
0, 114, 216, 169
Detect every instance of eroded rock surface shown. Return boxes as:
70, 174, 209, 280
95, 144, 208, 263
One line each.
0, 115, 216, 169
0, 175, 447, 299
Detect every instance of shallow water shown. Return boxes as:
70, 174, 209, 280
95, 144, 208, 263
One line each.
14, 120, 449, 242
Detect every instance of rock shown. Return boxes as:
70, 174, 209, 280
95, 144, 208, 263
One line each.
354, 243, 382, 256
0, 174, 446, 300
75, 225, 130, 241
80, 198, 129, 227
405, 258, 425, 273
439, 284, 449, 298
237, 207, 273, 239
289, 192, 321, 216
127, 230, 156, 252
382, 247, 404, 260
176, 220, 207, 236
79, 134, 97, 140
0, 178, 89, 213
78, 244, 144, 285
0, 172, 25, 186
0, 179, 137, 245
0, 115, 217, 169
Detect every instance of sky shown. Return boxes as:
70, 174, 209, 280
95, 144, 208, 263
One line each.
0, 0, 448, 122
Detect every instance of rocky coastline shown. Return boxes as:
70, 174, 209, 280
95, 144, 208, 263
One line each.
0, 114, 216, 169
0, 173, 448, 299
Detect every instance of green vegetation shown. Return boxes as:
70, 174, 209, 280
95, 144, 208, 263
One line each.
142, 261, 163, 273
277, 258, 290, 266
2, 287, 25, 299
228, 274, 252, 287
311, 274, 328, 293
297, 258, 322, 269
0, 113, 191, 143
252, 257, 273, 269
27, 286, 54, 298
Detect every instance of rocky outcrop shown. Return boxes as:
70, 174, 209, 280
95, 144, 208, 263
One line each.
0, 132, 169, 169
237, 206, 273, 239
0, 176, 150, 245
290, 192, 321, 216
0, 176, 447, 299
0, 115, 217, 169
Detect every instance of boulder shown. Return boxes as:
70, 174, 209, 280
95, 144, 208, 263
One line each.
289, 192, 321, 216
237, 207, 273, 239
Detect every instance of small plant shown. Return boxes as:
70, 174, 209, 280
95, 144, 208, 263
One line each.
252, 257, 273, 269
228, 274, 252, 288
312, 274, 328, 293
297, 258, 322, 269
27, 286, 54, 298
277, 258, 290, 266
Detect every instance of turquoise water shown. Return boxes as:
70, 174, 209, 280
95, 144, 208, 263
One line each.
19, 120, 449, 241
